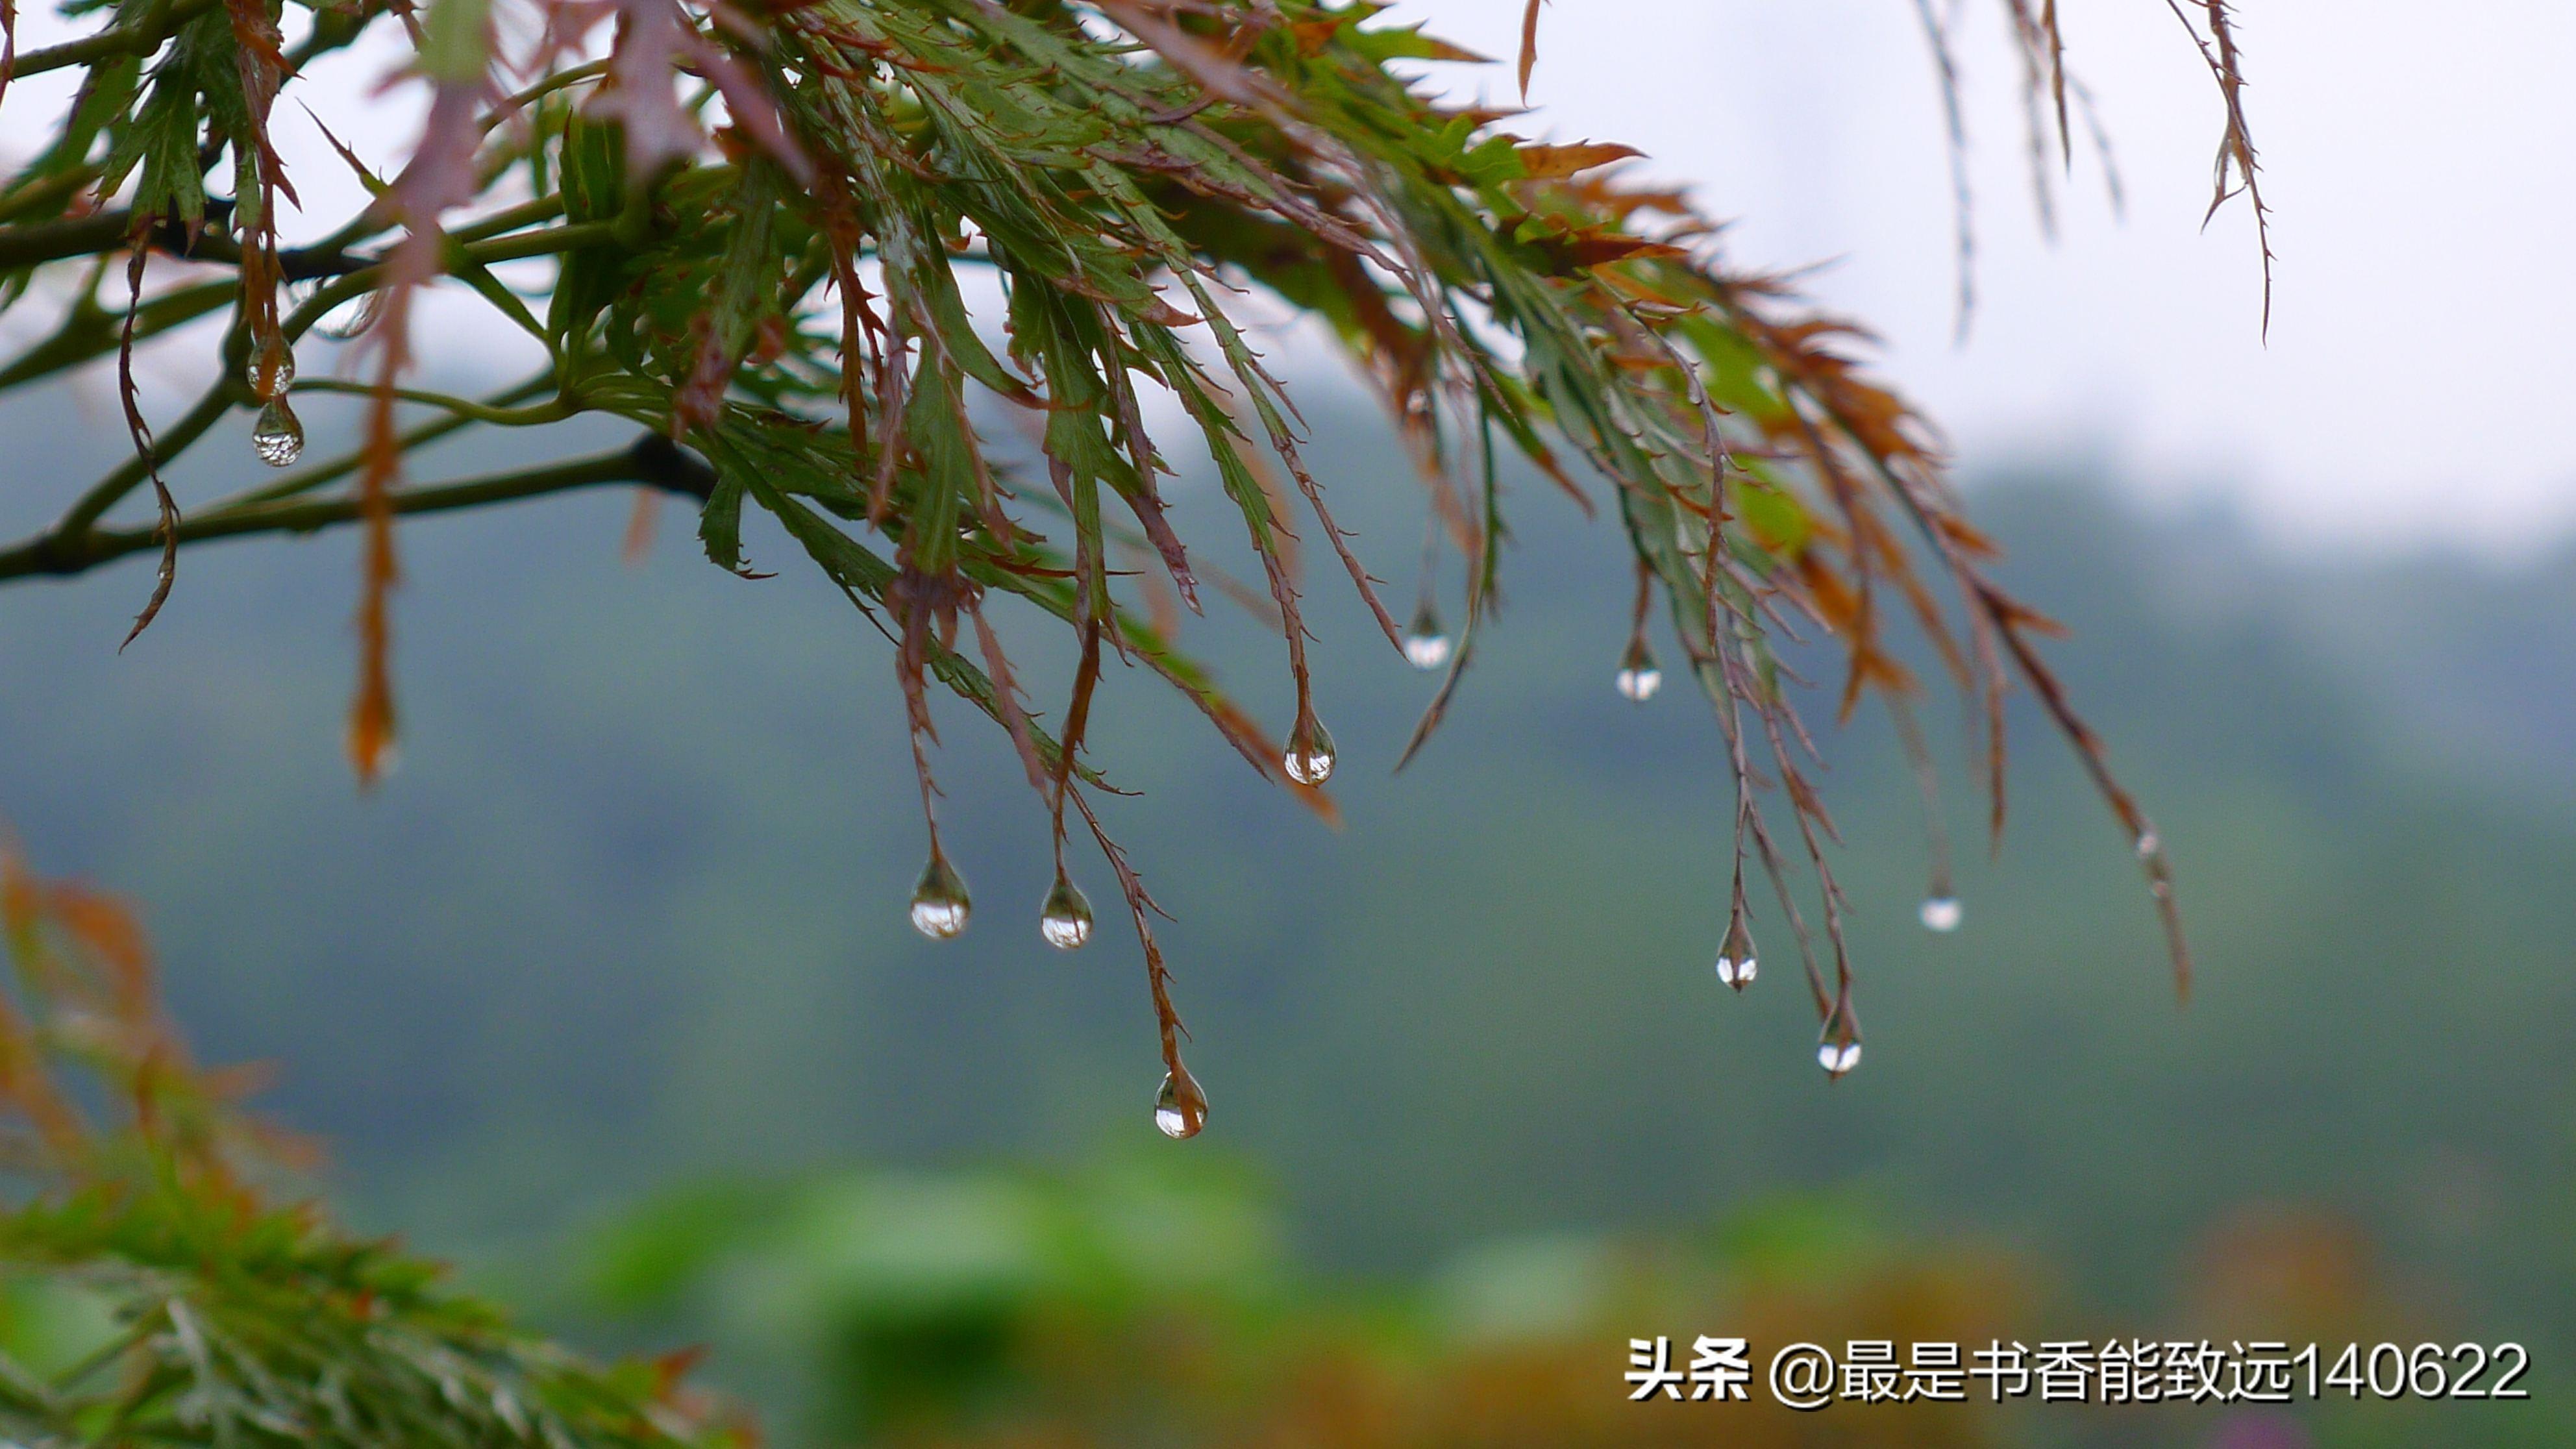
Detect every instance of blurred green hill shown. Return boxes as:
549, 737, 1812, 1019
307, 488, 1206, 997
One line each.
1, 382, 2571, 1436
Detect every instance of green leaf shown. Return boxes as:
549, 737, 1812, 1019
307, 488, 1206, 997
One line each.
419, 0, 493, 85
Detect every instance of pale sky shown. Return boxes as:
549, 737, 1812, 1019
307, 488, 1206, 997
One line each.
1420, 1, 2576, 552
8, 1, 2573, 552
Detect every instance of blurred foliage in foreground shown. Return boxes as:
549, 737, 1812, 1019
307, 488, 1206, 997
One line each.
566, 1157, 2567, 1449
0, 845, 738, 1448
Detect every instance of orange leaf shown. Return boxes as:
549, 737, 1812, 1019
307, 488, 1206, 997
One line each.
1517, 0, 1544, 99
1516, 141, 1643, 180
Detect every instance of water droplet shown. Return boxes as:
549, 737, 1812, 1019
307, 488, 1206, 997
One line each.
1402, 601, 1451, 670
317, 289, 385, 342
2135, 829, 2161, 860
1615, 638, 1662, 702
1283, 715, 1337, 786
245, 338, 295, 400
1918, 896, 1962, 933
1154, 1071, 1205, 1139
1038, 873, 1093, 950
251, 398, 304, 467
1714, 918, 1757, 989
1710, 917, 1752, 985
908, 853, 971, 939
1816, 1039, 1862, 1077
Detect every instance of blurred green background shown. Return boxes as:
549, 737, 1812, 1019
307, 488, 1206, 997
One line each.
2, 380, 2571, 1446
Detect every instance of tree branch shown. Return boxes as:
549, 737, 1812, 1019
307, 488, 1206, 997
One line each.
7, 0, 222, 81
12, 221, 620, 550
0, 207, 595, 284
0, 282, 234, 393
0, 212, 371, 279
53, 382, 238, 545
0, 436, 713, 584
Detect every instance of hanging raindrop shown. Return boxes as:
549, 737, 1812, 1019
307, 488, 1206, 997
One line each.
1816, 1038, 1863, 1077
1401, 600, 1451, 671
1918, 896, 1962, 933
319, 289, 386, 342
251, 398, 304, 467
245, 338, 295, 400
1714, 918, 1757, 990
1154, 1071, 1206, 1139
1037, 873, 1094, 950
2135, 829, 2161, 860
1283, 713, 1337, 786
1614, 638, 1663, 702
908, 852, 972, 939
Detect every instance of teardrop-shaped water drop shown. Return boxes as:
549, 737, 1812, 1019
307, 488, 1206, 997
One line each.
1154, 1070, 1206, 1139
908, 853, 972, 939
1402, 601, 1451, 671
251, 398, 304, 467
317, 288, 386, 342
1615, 638, 1662, 702
245, 338, 296, 400
1283, 715, 1337, 786
1918, 895, 1962, 933
350, 737, 402, 784
1714, 919, 1757, 990
1038, 873, 1093, 950
1816, 1038, 1862, 1077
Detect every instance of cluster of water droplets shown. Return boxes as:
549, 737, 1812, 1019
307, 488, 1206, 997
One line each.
1614, 638, 1662, 702
246, 340, 303, 467
1705, 871, 1959, 1076
1283, 713, 1337, 786
906, 852, 1205, 1135
1705, 914, 1864, 1076
1037, 871, 1093, 950
1402, 601, 1451, 671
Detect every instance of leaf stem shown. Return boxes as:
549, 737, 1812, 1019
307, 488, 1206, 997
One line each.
286, 378, 574, 426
